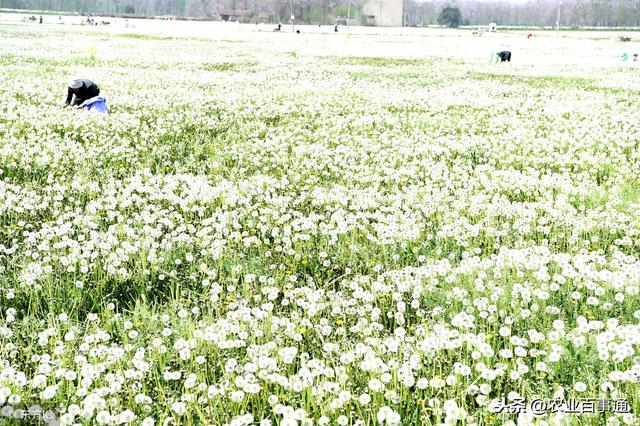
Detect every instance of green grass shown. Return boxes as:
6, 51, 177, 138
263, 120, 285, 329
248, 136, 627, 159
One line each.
202, 61, 257, 72
325, 55, 428, 67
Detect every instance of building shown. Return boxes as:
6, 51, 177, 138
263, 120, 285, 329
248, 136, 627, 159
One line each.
219, 10, 252, 23
362, 0, 405, 27
255, 12, 273, 23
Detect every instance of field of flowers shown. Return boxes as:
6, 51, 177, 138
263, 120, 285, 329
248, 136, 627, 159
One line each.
1, 15, 640, 426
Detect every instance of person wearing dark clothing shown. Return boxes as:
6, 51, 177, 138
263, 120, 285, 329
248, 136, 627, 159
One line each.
65, 78, 100, 107
497, 51, 511, 62
39, 16, 43, 24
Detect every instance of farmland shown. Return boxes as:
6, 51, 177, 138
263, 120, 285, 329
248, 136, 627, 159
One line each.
0, 14, 639, 425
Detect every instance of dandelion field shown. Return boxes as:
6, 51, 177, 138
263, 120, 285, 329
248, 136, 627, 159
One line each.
1, 15, 640, 426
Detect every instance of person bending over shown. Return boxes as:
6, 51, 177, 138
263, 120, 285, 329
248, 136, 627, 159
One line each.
64, 78, 100, 108
497, 51, 511, 62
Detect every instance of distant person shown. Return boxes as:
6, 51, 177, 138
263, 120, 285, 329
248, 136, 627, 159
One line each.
335, 25, 338, 32
274, 23, 281, 31
39, 16, 43, 24
497, 51, 511, 62
64, 78, 100, 108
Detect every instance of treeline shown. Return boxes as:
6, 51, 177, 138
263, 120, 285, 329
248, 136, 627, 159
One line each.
1, 0, 201, 16
0, 0, 362, 24
2, 0, 640, 27
432, 0, 640, 27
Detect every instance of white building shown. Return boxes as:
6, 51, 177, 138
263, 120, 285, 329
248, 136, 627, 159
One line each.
362, 0, 405, 27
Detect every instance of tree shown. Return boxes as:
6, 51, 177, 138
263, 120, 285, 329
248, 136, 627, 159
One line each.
437, 6, 461, 27
2, 0, 639, 26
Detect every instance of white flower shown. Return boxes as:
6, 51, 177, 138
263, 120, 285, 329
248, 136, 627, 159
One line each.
96, 411, 111, 425
279, 347, 298, 364
230, 391, 245, 403
359, 393, 371, 404
171, 401, 186, 415
574, 382, 587, 392
41, 385, 58, 400
119, 409, 135, 422
444, 399, 461, 419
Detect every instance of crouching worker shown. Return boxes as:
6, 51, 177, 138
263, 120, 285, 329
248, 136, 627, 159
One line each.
497, 51, 511, 62
64, 78, 100, 107
64, 78, 108, 113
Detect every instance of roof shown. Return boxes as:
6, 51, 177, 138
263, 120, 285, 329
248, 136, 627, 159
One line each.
219, 10, 251, 15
